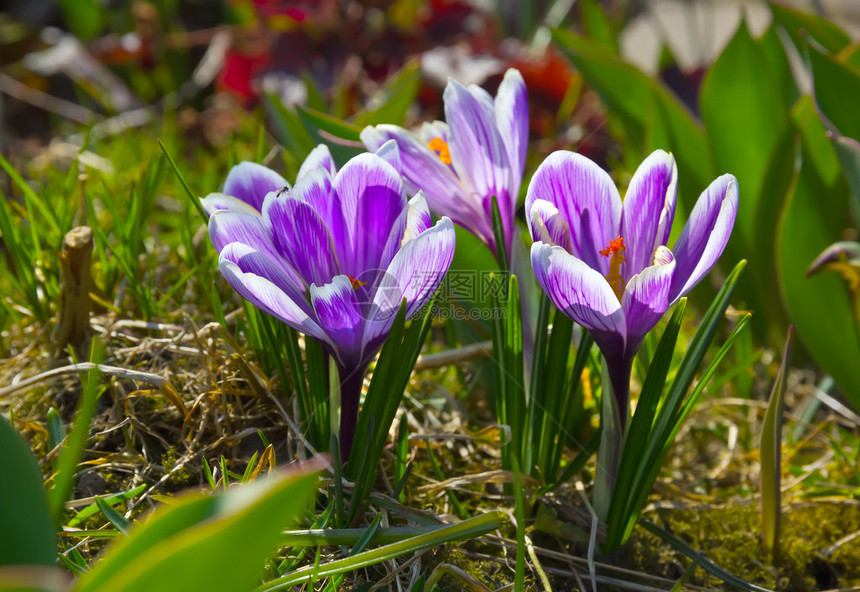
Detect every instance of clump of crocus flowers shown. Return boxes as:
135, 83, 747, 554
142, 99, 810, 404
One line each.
527, 149, 738, 417
204, 142, 456, 459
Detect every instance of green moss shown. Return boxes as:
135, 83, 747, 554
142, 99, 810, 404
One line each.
628, 502, 860, 590
161, 446, 195, 490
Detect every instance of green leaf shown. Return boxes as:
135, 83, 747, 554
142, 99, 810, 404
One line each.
777, 97, 860, 409
605, 261, 746, 549
295, 106, 363, 143
50, 344, 105, 525
760, 327, 792, 560
808, 45, 860, 142
57, 0, 104, 39
700, 20, 794, 260
262, 95, 316, 163
769, 1, 851, 55
255, 512, 502, 591
552, 28, 713, 213
579, 0, 618, 53
0, 414, 56, 567
354, 60, 421, 127
95, 496, 131, 535
68, 485, 147, 528
74, 459, 324, 592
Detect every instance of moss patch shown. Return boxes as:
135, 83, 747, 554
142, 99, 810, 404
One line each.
628, 502, 860, 590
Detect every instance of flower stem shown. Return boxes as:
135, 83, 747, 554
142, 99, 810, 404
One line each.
338, 364, 366, 462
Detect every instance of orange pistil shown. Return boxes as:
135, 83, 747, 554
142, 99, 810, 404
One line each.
600, 235, 626, 301
427, 137, 452, 165
348, 274, 367, 291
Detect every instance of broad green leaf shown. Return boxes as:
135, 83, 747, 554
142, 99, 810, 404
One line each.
700, 20, 794, 257
579, 0, 618, 53
769, 2, 851, 55
760, 327, 792, 560
777, 97, 860, 409
699, 21, 795, 333
0, 415, 56, 567
748, 120, 799, 342
74, 459, 323, 592
832, 135, 860, 222
809, 45, 860, 142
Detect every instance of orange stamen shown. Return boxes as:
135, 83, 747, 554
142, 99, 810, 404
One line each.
427, 137, 452, 165
600, 235, 626, 300
348, 274, 367, 291
599, 235, 626, 258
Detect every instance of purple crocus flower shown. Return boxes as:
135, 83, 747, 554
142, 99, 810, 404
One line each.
526, 150, 738, 416
206, 143, 456, 459
360, 68, 528, 260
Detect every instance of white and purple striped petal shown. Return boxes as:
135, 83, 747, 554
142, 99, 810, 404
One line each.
444, 78, 513, 209
200, 193, 261, 216
494, 68, 529, 194
621, 246, 676, 354
223, 162, 288, 212
310, 276, 365, 367
403, 192, 432, 244
331, 153, 406, 275
219, 246, 329, 345
208, 210, 278, 259
619, 150, 677, 281
529, 198, 572, 253
526, 151, 622, 274
531, 242, 627, 353
363, 217, 456, 354
360, 125, 479, 227
263, 195, 341, 287
297, 144, 337, 183
668, 174, 738, 304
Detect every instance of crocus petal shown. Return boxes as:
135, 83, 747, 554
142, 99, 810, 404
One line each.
526, 151, 622, 274
419, 121, 449, 144
218, 241, 310, 315
374, 139, 403, 176
444, 78, 513, 210
363, 217, 456, 354
529, 198, 572, 253
310, 275, 364, 366
403, 192, 432, 243
361, 125, 473, 211
620, 150, 677, 281
331, 153, 406, 275
263, 195, 341, 287
223, 162, 288, 212
219, 248, 330, 346
494, 68, 528, 193
200, 193, 261, 216
531, 242, 627, 353
208, 210, 279, 259
621, 246, 676, 353
669, 174, 739, 304
291, 167, 346, 246
297, 144, 337, 183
